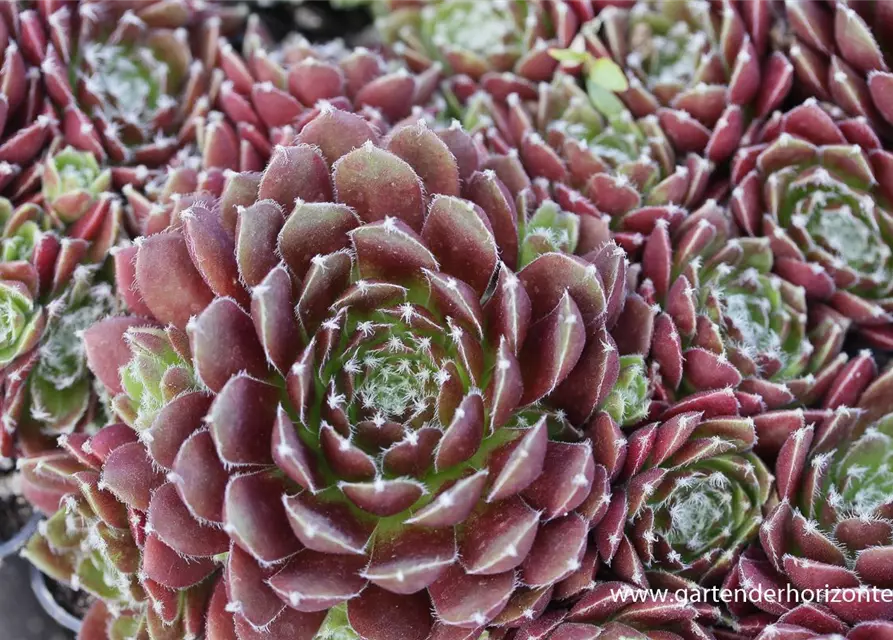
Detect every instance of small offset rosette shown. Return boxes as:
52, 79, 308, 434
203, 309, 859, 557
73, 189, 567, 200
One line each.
569, 0, 792, 162
731, 99, 893, 350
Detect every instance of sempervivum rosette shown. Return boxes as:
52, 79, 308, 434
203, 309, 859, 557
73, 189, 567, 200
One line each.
782, 0, 893, 135
0, 235, 114, 456
21, 386, 217, 639
612, 198, 850, 412
43, 145, 110, 221
0, 201, 48, 380
378, 0, 583, 83
35, 124, 649, 639
41, 146, 122, 264
725, 390, 893, 639
452, 66, 713, 254
730, 99, 893, 349
1, 144, 121, 478
583, 402, 771, 590
4, 262, 116, 446
37, 0, 243, 167
573, 0, 793, 162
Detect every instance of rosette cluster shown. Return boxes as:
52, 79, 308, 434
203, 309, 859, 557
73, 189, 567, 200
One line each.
3, 2, 893, 640
1, 146, 121, 466
448, 67, 714, 257
25, 112, 657, 639
119, 29, 450, 238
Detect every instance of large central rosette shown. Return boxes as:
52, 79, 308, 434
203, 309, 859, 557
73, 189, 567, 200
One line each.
43, 120, 648, 638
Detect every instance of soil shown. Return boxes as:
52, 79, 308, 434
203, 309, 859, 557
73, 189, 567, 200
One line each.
844, 333, 891, 371
45, 575, 95, 621
0, 467, 35, 543
252, 1, 374, 44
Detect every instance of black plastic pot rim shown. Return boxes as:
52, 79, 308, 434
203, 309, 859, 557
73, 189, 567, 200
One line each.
30, 563, 83, 634
0, 511, 41, 560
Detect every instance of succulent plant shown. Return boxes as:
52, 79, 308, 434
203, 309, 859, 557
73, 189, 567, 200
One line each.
730, 99, 893, 350
613, 198, 852, 411
202, 21, 450, 178
726, 399, 893, 637
448, 65, 714, 255
1, 197, 45, 265
378, 0, 582, 83
586, 403, 772, 588
37, 0, 244, 167
21, 414, 215, 639
16, 266, 115, 431
0, 244, 45, 375
782, 0, 893, 135
1, 148, 121, 491
0, 215, 114, 457
572, 0, 793, 162
8, 3, 893, 640
43, 146, 112, 223
0, 175, 121, 448
28, 114, 655, 638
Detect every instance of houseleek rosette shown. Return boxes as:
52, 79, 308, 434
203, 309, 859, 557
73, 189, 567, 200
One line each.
27, 114, 650, 639
613, 200, 849, 410
1, 199, 57, 375
452, 59, 713, 255
38, 0, 244, 166
1, 151, 120, 486
0, 265, 43, 370
42, 146, 112, 224
139, 31, 452, 184
731, 100, 893, 349
28, 267, 116, 432
731, 407, 893, 639
1, 236, 117, 467
579, 0, 792, 162
378, 0, 568, 82
586, 402, 771, 589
